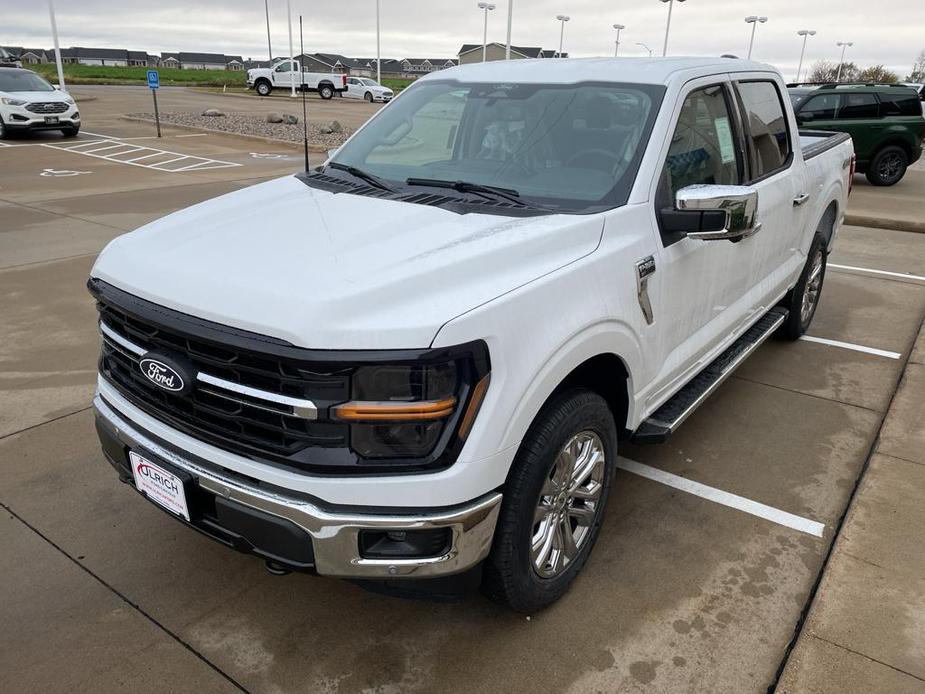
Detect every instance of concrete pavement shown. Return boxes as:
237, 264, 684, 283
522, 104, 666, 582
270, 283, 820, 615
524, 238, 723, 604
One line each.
846, 169, 925, 234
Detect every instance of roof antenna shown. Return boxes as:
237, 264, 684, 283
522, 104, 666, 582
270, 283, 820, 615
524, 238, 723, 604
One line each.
299, 15, 310, 171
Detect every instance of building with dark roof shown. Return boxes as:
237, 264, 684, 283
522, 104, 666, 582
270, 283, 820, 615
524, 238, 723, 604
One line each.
457, 42, 565, 64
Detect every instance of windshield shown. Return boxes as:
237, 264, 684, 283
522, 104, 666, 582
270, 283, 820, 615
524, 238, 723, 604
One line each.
0, 70, 55, 92
329, 80, 664, 213
788, 90, 811, 108
360, 78, 379, 86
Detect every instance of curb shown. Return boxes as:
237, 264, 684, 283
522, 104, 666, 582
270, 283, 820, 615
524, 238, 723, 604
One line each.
118, 115, 332, 153
844, 214, 925, 235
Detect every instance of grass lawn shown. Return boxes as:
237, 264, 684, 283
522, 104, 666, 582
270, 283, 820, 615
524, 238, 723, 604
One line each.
31, 63, 247, 87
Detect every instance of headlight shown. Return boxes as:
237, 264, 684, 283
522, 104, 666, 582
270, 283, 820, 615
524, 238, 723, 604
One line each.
64, 97, 75, 105
332, 343, 490, 461
1, 97, 27, 106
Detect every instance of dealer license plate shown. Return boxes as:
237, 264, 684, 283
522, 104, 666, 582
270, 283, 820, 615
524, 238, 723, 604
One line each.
129, 451, 190, 521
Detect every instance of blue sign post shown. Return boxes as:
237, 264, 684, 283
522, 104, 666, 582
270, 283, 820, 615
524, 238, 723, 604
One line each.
147, 69, 161, 137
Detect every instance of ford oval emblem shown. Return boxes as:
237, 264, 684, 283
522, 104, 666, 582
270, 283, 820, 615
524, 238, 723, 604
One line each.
139, 357, 186, 392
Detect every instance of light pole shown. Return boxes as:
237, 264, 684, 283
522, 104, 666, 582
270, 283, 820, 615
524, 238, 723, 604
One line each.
659, 0, 686, 57
636, 42, 653, 57
478, 3, 496, 62
795, 29, 816, 82
48, 0, 65, 90
745, 16, 768, 59
375, 0, 381, 83
836, 41, 853, 82
613, 23, 625, 57
556, 15, 570, 57
505, 0, 513, 59
287, 0, 296, 97
264, 0, 273, 62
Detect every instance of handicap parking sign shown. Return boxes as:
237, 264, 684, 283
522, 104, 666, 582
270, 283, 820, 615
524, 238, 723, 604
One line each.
146, 70, 159, 89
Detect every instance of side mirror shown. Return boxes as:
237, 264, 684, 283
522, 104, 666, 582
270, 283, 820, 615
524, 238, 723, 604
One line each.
797, 112, 813, 124
663, 185, 760, 241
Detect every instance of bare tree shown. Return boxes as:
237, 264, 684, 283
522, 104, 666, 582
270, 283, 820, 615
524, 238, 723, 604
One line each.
857, 65, 899, 83
807, 59, 858, 83
907, 50, 925, 82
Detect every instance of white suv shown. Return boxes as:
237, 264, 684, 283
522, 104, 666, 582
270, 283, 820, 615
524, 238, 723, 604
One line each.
0, 67, 80, 139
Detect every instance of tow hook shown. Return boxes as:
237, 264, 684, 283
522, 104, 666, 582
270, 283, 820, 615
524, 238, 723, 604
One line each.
264, 559, 291, 576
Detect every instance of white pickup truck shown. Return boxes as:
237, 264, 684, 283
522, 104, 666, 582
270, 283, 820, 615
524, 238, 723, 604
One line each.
246, 59, 347, 99
89, 57, 853, 612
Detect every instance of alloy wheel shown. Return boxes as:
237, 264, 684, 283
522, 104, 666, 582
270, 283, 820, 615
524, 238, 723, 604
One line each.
801, 247, 824, 325
531, 431, 606, 578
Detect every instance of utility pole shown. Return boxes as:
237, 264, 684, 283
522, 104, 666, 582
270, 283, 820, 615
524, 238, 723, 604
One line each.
264, 0, 273, 62
505, 0, 513, 59
287, 0, 295, 97
376, 0, 381, 84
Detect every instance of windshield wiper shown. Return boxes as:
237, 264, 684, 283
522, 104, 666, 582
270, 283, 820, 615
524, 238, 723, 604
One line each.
327, 162, 395, 192
405, 177, 527, 206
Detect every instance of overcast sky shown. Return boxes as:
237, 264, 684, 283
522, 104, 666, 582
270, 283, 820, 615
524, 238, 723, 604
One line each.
4, 0, 924, 78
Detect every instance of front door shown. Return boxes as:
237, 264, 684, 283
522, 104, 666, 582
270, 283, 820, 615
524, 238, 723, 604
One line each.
645, 78, 756, 405
272, 61, 294, 88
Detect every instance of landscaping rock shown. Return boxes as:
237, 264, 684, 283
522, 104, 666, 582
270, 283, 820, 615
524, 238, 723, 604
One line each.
266, 112, 283, 123
284, 114, 299, 124
201, 108, 224, 117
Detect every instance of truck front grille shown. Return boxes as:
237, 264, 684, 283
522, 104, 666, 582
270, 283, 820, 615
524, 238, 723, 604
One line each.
93, 285, 353, 470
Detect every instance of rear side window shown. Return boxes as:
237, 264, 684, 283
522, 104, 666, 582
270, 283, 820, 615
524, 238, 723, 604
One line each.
879, 93, 921, 116
838, 93, 879, 119
737, 81, 791, 179
800, 93, 838, 119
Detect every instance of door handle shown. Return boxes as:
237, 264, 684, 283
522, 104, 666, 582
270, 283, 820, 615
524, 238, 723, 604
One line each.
793, 193, 811, 206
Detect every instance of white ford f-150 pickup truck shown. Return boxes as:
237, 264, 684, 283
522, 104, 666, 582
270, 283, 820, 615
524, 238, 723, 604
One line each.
89, 57, 853, 612
246, 59, 347, 99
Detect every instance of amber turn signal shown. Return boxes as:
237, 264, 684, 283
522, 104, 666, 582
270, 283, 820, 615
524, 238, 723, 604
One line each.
333, 397, 458, 422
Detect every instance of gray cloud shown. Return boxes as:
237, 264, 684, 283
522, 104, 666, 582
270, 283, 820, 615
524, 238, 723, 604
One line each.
4, 0, 924, 78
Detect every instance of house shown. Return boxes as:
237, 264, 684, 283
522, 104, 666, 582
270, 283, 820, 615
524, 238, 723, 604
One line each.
127, 50, 148, 67
60, 47, 131, 66
457, 43, 566, 64
399, 58, 457, 76
159, 52, 244, 70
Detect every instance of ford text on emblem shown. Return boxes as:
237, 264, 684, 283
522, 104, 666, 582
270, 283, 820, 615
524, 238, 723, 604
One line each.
139, 358, 185, 392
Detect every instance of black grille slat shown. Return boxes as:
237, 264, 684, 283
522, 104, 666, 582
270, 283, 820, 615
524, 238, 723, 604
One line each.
26, 101, 69, 114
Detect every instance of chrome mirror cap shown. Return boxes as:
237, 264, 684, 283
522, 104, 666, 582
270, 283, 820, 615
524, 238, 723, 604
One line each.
676, 184, 760, 241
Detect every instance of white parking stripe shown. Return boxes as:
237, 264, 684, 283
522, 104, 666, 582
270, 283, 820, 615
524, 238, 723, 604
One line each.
800, 335, 902, 360
617, 457, 826, 537
42, 139, 241, 172
830, 263, 925, 284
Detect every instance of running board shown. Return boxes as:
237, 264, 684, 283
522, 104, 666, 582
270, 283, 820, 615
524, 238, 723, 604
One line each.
631, 307, 789, 444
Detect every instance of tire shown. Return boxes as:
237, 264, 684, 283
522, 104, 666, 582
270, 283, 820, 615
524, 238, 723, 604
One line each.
865, 145, 908, 186
364, 91, 373, 103
319, 84, 334, 100
255, 80, 272, 97
61, 124, 80, 137
481, 389, 617, 613
0, 116, 7, 140
780, 232, 827, 340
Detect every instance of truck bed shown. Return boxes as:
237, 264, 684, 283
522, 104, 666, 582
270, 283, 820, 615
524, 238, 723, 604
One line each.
800, 129, 852, 160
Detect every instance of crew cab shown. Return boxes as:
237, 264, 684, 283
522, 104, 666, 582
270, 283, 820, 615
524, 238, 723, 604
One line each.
246, 59, 347, 99
89, 58, 853, 612
0, 67, 80, 138
343, 76, 394, 102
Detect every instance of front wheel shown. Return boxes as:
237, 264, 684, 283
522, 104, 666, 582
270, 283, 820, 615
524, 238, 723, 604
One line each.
364, 91, 373, 103
0, 116, 7, 140
319, 84, 334, 100
482, 389, 617, 613
865, 145, 908, 186
255, 81, 272, 97
780, 232, 827, 340
61, 124, 80, 137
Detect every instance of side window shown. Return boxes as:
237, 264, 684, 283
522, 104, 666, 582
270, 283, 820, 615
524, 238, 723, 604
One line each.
659, 85, 741, 204
800, 93, 838, 119
879, 93, 922, 116
838, 93, 879, 119
737, 81, 791, 179
274, 61, 292, 73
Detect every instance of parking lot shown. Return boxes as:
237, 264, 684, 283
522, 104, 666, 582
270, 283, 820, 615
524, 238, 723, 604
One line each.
2, 88, 924, 693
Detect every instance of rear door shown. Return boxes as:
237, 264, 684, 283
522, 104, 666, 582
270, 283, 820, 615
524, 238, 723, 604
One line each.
832, 92, 881, 164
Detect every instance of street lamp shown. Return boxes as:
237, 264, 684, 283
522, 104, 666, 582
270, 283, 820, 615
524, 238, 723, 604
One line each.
287, 0, 295, 97
264, 0, 273, 62
478, 3, 496, 62
744, 16, 768, 60
613, 23, 625, 57
795, 29, 816, 82
505, 0, 513, 59
836, 41, 853, 82
375, 0, 381, 84
636, 42, 654, 57
659, 0, 686, 57
556, 15, 570, 57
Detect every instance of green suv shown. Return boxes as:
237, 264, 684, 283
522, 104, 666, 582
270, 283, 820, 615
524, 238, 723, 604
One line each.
788, 83, 924, 186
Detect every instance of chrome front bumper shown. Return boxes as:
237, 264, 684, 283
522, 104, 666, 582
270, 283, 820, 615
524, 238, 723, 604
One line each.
94, 395, 502, 579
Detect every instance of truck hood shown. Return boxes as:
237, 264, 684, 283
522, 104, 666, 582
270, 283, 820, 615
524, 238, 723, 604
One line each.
91, 175, 603, 349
